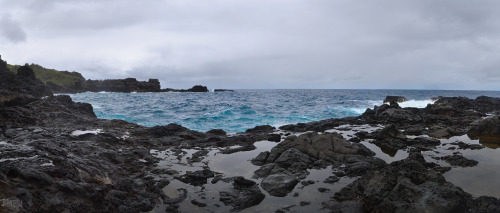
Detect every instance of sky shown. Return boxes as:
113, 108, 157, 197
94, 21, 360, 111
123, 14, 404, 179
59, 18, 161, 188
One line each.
1, 0, 500, 90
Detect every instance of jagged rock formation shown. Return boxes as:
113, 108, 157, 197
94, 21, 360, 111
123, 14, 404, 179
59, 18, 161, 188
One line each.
4, 55, 500, 212
161, 85, 209, 92
383, 95, 408, 104
7, 61, 209, 93
325, 152, 477, 212
85, 78, 161, 93
0, 57, 53, 99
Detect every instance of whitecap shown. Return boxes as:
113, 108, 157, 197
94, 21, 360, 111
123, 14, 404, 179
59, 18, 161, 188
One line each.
326, 106, 367, 116
399, 99, 435, 108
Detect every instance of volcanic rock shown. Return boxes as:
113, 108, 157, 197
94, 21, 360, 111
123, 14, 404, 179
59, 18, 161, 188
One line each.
468, 116, 500, 138
261, 173, 299, 197
219, 177, 265, 211
438, 153, 479, 167
383, 96, 408, 104
85, 78, 161, 93
0, 62, 52, 99
325, 152, 473, 212
177, 169, 215, 186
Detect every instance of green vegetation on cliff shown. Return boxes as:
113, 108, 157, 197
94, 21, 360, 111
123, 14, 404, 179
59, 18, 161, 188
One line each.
7, 63, 85, 88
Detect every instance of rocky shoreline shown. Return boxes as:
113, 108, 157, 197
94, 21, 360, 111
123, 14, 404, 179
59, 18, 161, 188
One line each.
2, 57, 500, 212
52, 77, 210, 93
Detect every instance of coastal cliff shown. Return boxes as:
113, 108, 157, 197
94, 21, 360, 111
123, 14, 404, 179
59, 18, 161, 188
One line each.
84, 78, 161, 93
2, 55, 500, 212
7, 63, 208, 93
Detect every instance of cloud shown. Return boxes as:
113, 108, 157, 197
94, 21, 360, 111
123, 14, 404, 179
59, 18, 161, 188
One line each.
1, 0, 500, 90
0, 15, 27, 43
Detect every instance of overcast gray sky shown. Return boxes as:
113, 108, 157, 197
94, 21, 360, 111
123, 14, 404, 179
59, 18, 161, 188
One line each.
1, 0, 500, 90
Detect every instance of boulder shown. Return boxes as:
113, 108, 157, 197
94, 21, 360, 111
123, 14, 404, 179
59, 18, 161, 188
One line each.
427, 126, 455, 138
251, 151, 270, 166
245, 125, 276, 134
221, 144, 256, 154
261, 173, 299, 197
381, 108, 422, 122
383, 96, 408, 104
206, 129, 227, 136
253, 132, 380, 180
177, 169, 215, 186
266, 132, 374, 163
186, 85, 208, 92
371, 125, 408, 150
450, 141, 483, 150
438, 153, 478, 167
274, 148, 312, 169
324, 175, 340, 184
219, 177, 265, 211
473, 96, 500, 113
267, 134, 281, 142
141, 123, 206, 140
407, 137, 441, 150
468, 116, 500, 138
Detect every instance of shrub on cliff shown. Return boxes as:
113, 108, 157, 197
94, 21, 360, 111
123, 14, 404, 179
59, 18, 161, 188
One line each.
7, 63, 85, 90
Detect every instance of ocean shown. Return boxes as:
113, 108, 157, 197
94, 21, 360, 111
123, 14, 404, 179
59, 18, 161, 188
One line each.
67, 89, 500, 133
68, 89, 500, 205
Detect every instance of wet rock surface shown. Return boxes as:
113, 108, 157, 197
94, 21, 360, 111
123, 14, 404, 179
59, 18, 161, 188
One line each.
325, 152, 475, 212
261, 173, 299, 197
450, 141, 484, 150
2, 55, 500, 212
383, 95, 408, 104
437, 153, 479, 167
325, 151, 500, 212
176, 169, 215, 186
219, 177, 265, 211
468, 116, 500, 139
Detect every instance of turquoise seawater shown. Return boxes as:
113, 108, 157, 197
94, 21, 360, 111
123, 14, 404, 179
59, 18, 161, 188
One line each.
67, 89, 500, 133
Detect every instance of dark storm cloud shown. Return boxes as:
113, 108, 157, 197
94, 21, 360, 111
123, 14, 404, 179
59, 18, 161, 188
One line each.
1, 0, 500, 90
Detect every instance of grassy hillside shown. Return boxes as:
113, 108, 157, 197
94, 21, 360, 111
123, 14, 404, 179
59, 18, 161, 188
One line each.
7, 63, 85, 88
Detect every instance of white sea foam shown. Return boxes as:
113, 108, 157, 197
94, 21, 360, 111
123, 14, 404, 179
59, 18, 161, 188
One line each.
327, 106, 367, 115
350, 107, 368, 114
399, 99, 435, 108
371, 99, 435, 109
71, 129, 102, 136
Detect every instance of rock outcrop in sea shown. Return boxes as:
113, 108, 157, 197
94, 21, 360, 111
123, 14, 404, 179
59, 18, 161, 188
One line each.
50, 77, 209, 93
2, 55, 500, 212
84, 78, 161, 93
